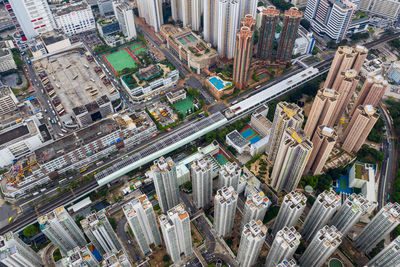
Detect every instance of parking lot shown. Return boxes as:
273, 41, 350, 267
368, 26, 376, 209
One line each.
147, 101, 178, 127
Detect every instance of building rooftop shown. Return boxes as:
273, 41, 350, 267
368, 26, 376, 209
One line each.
53, 2, 90, 16
226, 130, 250, 148
0, 48, 10, 57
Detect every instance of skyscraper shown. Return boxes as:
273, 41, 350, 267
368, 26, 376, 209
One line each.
301, 190, 341, 241
265, 226, 301, 267
270, 128, 313, 193
159, 204, 192, 264
61, 245, 98, 267
0, 231, 43, 267
354, 202, 400, 252
342, 105, 379, 153
191, 157, 213, 209
233, 15, 255, 90
367, 236, 400, 267
123, 194, 162, 255
171, 0, 201, 31
203, 0, 219, 46
114, 2, 137, 40
323, 45, 368, 89
257, 6, 280, 61
149, 156, 180, 212
352, 74, 388, 113
38, 206, 87, 254
80, 209, 122, 255
277, 259, 298, 267
101, 250, 131, 267
304, 0, 356, 42
242, 191, 271, 227
214, 186, 238, 237
266, 102, 304, 164
239, 0, 258, 18
217, 0, 241, 59
299, 225, 342, 267
236, 220, 267, 267
305, 126, 337, 175
272, 191, 306, 236
330, 193, 373, 236
136, 0, 163, 32
276, 7, 302, 63
218, 161, 241, 191
304, 88, 338, 138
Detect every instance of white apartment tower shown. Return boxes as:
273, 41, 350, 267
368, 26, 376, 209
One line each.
38, 206, 87, 254
136, 0, 163, 32
330, 193, 373, 235
360, 0, 400, 21
204, 0, 219, 46
123, 195, 162, 255
214, 186, 238, 237
265, 226, 301, 267
217, 0, 241, 59
114, 2, 137, 40
53, 2, 95, 35
218, 161, 241, 191
239, 0, 258, 18
0, 231, 43, 267
270, 128, 313, 193
149, 156, 180, 212
242, 191, 271, 227
272, 191, 306, 236
8, 0, 55, 39
80, 209, 122, 255
355, 202, 400, 252
367, 236, 400, 267
266, 102, 304, 164
277, 259, 298, 267
237, 220, 267, 267
301, 190, 341, 241
191, 157, 213, 209
299, 225, 342, 267
159, 204, 192, 264
171, 0, 201, 31
61, 246, 98, 267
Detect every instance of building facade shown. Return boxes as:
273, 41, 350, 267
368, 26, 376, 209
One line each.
257, 6, 279, 61
0, 86, 18, 115
366, 236, 400, 267
359, 0, 400, 21
352, 74, 388, 112
203, 0, 219, 46
0, 47, 16, 72
214, 186, 238, 237
276, 7, 302, 63
171, 0, 201, 31
191, 157, 213, 209
236, 220, 267, 267
217, 0, 241, 59
136, 0, 163, 32
114, 2, 137, 40
218, 161, 241, 191
242, 191, 270, 227
53, 2, 95, 35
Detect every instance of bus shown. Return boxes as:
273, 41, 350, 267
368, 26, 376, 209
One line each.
26, 57, 31, 65
231, 100, 238, 106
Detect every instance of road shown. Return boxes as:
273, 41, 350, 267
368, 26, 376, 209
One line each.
42, 243, 55, 267
117, 217, 139, 263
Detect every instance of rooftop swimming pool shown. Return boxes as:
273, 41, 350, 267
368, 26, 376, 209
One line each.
208, 76, 232, 91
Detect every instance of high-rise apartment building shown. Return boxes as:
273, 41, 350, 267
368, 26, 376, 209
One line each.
359, 0, 400, 21
149, 156, 180, 212
304, 0, 356, 42
277, 259, 298, 267
38, 206, 87, 254
80, 209, 122, 255
265, 226, 301, 267
101, 250, 131, 267
342, 105, 379, 153
236, 220, 267, 267
218, 161, 241, 191
114, 2, 137, 40
323, 46, 368, 89
257, 6, 280, 61
239, 0, 258, 18
355, 202, 400, 252
301, 190, 341, 241
98, 0, 115, 17
136, 0, 163, 32
270, 128, 313, 193
171, 0, 201, 31
61, 246, 98, 267
159, 204, 192, 264
191, 157, 213, 209
305, 126, 337, 175
214, 186, 238, 237
233, 15, 255, 90
272, 191, 306, 236
367, 236, 400, 267
242, 191, 271, 227
276, 7, 302, 63
266, 102, 304, 164
123, 194, 162, 255
330, 193, 373, 236
304, 88, 338, 138
203, 0, 219, 46
0, 231, 43, 267
217, 0, 241, 59
352, 74, 388, 112
299, 225, 342, 267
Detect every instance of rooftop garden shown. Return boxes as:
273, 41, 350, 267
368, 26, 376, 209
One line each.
352, 10, 368, 21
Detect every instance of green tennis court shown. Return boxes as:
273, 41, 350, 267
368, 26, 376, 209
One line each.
215, 153, 228, 165
186, 34, 197, 42
173, 95, 194, 116
128, 42, 149, 55
129, 42, 143, 50
178, 37, 189, 46
103, 49, 137, 73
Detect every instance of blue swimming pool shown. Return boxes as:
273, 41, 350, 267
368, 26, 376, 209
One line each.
208, 76, 232, 90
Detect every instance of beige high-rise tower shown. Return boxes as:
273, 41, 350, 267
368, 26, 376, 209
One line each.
352, 74, 388, 114
305, 126, 337, 175
324, 45, 368, 89
304, 88, 338, 138
329, 69, 359, 126
266, 102, 304, 164
342, 105, 379, 153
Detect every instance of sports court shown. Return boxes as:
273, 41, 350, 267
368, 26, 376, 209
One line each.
128, 41, 149, 55
214, 149, 229, 165
240, 125, 262, 144
177, 33, 197, 46
173, 95, 195, 116
103, 48, 138, 74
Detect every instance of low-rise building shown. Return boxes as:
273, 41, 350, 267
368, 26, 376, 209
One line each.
166, 89, 186, 104
292, 30, 315, 56
97, 18, 120, 37
348, 162, 378, 207
0, 85, 18, 115
387, 61, 400, 85
0, 45, 16, 72
53, 2, 95, 35
360, 54, 383, 77
226, 130, 250, 154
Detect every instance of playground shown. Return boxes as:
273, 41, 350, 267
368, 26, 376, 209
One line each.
173, 95, 195, 116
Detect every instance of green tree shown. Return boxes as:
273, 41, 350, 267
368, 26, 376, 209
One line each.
23, 225, 38, 238
163, 254, 171, 262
